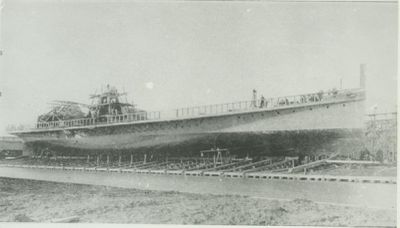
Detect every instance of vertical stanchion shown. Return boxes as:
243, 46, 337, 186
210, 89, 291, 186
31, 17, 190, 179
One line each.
130, 153, 133, 167
213, 155, 216, 168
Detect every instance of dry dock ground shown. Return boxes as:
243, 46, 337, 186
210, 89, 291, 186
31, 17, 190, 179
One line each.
0, 177, 396, 226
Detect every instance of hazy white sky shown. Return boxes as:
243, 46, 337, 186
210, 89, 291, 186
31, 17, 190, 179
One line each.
0, 0, 398, 135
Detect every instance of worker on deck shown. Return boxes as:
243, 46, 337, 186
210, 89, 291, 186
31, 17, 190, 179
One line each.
260, 95, 265, 108
252, 89, 257, 108
317, 90, 324, 101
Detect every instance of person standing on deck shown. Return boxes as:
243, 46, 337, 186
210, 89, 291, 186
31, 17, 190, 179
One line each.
252, 89, 257, 108
260, 95, 265, 108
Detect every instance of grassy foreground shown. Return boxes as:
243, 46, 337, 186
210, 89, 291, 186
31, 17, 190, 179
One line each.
0, 177, 395, 226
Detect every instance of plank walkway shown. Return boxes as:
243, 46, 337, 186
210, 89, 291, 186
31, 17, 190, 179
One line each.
0, 163, 395, 185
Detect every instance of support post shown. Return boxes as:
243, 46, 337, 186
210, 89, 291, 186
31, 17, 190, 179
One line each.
217, 149, 223, 165
87, 154, 90, 164
143, 153, 147, 165
118, 154, 121, 167
130, 153, 133, 167
107, 154, 110, 166
213, 155, 216, 168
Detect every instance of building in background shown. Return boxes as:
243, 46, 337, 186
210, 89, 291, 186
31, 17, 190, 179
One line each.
0, 136, 23, 159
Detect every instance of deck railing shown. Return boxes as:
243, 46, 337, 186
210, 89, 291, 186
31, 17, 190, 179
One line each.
15, 88, 363, 131
35, 111, 161, 129
174, 88, 362, 118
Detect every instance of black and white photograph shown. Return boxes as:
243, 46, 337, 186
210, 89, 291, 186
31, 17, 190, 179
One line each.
0, 0, 397, 226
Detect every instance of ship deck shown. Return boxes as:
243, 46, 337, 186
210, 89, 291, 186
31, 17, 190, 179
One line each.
10, 88, 364, 133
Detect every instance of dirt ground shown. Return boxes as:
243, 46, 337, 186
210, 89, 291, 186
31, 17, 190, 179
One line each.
310, 164, 397, 176
0, 177, 395, 226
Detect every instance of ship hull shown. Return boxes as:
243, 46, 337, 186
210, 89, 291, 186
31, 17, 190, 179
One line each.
13, 98, 365, 157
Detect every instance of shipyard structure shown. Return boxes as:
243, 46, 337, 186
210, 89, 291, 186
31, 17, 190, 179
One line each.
9, 67, 370, 162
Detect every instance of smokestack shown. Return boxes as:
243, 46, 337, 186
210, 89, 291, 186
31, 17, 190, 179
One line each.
360, 64, 366, 89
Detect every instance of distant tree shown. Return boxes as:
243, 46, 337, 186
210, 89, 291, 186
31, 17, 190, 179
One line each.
375, 149, 384, 163
359, 149, 371, 160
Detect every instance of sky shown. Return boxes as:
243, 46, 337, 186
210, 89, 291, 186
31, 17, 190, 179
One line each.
0, 0, 398, 135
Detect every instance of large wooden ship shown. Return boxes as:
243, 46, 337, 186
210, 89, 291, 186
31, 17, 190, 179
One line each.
9, 70, 366, 158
